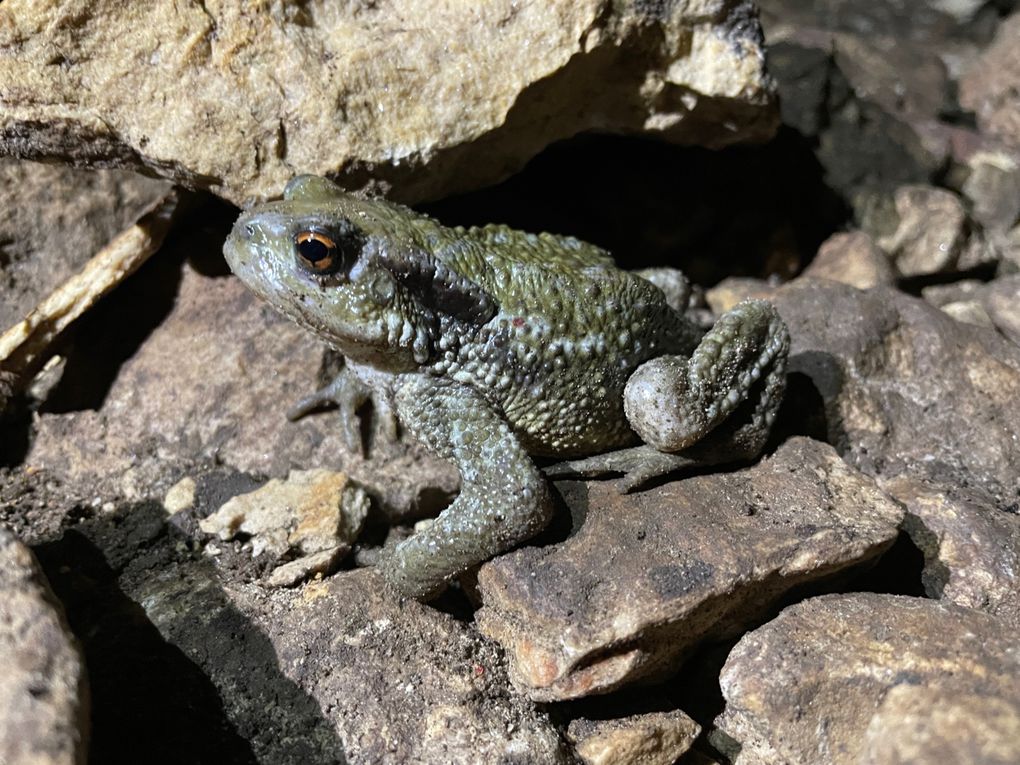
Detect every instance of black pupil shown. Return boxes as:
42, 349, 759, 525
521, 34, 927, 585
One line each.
298, 237, 333, 265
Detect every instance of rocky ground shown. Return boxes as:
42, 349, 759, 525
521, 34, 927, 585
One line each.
1, 1, 1019, 764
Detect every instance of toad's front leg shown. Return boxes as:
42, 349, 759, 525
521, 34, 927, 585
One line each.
381, 375, 554, 601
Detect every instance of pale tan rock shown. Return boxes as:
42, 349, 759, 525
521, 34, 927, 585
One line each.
477, 438, 901, 701
704, 277, 777, 315
0, 0, 777, 206
878, 185, 973, 276
940, 299, 995, 328
802, 231, 895, 289
984, 274, 1020, 345
200, 468, 369, 584
0, 528, 88, 765
717, 594, 1020, 765
567, 709, 700, 765
162, 476, 196, 514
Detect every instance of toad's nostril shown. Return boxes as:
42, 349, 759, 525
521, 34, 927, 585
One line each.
244, 223, 256, 239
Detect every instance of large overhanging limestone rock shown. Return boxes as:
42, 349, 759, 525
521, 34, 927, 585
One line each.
0, 0, 778, 205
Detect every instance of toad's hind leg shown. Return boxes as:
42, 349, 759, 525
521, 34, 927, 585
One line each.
382, 375, 554, 600
547, 300, 789, 492
625, 299, 789, 457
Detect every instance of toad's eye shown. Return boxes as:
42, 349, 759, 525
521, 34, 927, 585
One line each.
295, 230, 339, 274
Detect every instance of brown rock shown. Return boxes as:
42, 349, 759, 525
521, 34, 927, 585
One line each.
960, 13, 1020, 147
0, 159, 170, 329
0, 528, 88, 765
703, 277, 778, 315
133, 563, 569, 764
567, 708, 700, 765
802, 231, 895, 290
775, 279, 1020, 502
717, 593, 1020, 765
0, 0, 777, 205
882, 476, 1020, 629
476, 438, 902, 701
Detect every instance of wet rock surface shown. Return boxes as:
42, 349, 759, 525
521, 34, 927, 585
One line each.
476, 438, 902, 701
0, 528, 87, 765
0, 0, 777, 205
717, 593, 1020, 765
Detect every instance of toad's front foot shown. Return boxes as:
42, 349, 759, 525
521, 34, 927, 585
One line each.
287, 364, 398, 456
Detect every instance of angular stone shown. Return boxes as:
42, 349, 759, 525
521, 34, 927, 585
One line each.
200, 468, 368, 557
717, 593, 1020, 765
703, 278, 777, 315
0, 0, 777, 206
0, 528, 88, 765
567, 708, 700, 765
802, 231, 895, 290
877, 185, 976, 276
882, 476, 1020, 629
476, 438, 902, 701
960, 13, 1020, 147
984, 274, 1020, 345
940, 299, 996, 329
774, 279, 1020, 502
961, 150, 1020, 232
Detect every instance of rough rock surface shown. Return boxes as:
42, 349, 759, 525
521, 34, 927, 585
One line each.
476, 437, 902, 701
801, 231, 895, 289
0, 0, 777, 205
717, 593, 1020, 765
960, 13, 1020, 146
774, 278, 1020, 503
0, 528, 87, 765
566, 708, 700, 765
0, 159, 170, 329
882, 476, 1020, 629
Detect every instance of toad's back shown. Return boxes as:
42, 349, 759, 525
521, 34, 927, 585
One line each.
425, 224, 697, 456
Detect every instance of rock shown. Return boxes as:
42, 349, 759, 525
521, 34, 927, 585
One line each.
130, 556, 568, 764
938, 299, 996, 329
882, 476, 1020, 628
703, 278, 778, 315
877, 185, 993, 276
0, 528, 88, 765
774, 279, 1020, 502
0, 0, 777, 206
567, 708, 700, 765
162, 476, 196, 514
476, 437, 902, 701
961, 150, 1020, 232
200, 468, 368, 585
960, 13, 1020, 147
0, 159, 170, 330
983, 274, 1020, 344
717, 593, 1020, 765
801, 231, 895, 289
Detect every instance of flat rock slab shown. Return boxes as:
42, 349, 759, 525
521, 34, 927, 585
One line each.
774, 279, 1020, 504
0, 528, 87, 765
883, 476, 1020, 629
476, 437, 902, 701
126, 560, 568, 764
718, 593, 1020, 765
567, 708, 700, 765
0, 0, 776, 205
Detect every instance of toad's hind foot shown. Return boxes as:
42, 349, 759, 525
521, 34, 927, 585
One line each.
624, 299, 789, 454
544, 446, 701, 493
